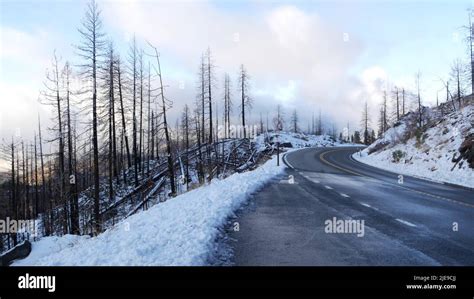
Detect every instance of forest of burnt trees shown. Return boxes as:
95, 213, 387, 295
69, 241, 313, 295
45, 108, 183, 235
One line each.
0, 0, 259, 251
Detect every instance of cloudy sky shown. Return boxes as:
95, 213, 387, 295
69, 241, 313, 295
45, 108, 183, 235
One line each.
0, 0, 472, 146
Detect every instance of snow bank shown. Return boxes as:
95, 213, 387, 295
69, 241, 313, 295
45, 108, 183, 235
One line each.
354, 104, 474, 188
254, 132, 358, 149
13, 156, 285, 266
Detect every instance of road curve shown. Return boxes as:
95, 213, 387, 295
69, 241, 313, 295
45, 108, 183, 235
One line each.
225, 147, 474, 266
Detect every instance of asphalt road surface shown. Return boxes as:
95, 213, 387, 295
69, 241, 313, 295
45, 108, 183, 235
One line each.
226, 147, 474, 266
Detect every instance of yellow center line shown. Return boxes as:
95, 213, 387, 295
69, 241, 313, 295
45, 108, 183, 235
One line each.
318, 148, 474, 209
319, 149, 363, 176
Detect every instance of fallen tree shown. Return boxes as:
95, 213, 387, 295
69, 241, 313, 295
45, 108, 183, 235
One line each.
0, 240, 31, 266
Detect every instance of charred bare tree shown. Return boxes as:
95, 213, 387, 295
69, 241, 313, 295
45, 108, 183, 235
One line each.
146, 62, 152, 175
273, 104, 285, 132
139, 50, 144, 174
383, 91, 388, 132
116, 56, 131, 169
361, 101, 370, 145
198, 54, 207, 144
33, 134, 38, 218
5, 138, 18, 245
106, 44, 116, 203
76, 0, 106, 234
39, 52, 67, 233
148, 42, 176, 196
317, 110, 322, 135
402, 88, 406, 116
238, 64, 252, 138
291, 109, 299, 133
63, 62, 80, 234
150, 111, 155, 161
194, 105, 204, 184
38, 116, 47, 235
206, 48, 215, 144
466, 11, 474, 94
450, 59, 465, 109
415, 72, 423, 128
182, 104, 190, 187
393, 86, 400, 121
23, 142, 29, 220
439, 79, 457, 112
223, 73, 232, 138
130, 38, 139, 187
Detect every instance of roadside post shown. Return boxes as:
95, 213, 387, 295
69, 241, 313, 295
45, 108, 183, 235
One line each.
277, 140, 280, 166
277, 121, 283, 166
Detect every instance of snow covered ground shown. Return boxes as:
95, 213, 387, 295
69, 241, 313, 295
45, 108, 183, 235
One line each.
254, 131, 358, 149
354, 104, 474, 189
13, 155, 286, 266
11, 132, 358, 266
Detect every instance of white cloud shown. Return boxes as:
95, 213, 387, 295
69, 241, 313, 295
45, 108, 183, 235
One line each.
0, 27, 55, 142
0, 81, 51, 142
1, 0, 425, 145
101, 1, 372, 132
361, 66, 388, 95
0, 27, 52, 76
267, 6, 312, 48
275, 80, 297, 103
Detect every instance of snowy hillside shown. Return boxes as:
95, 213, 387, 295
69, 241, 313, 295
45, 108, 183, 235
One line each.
354, 102, 474, 188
